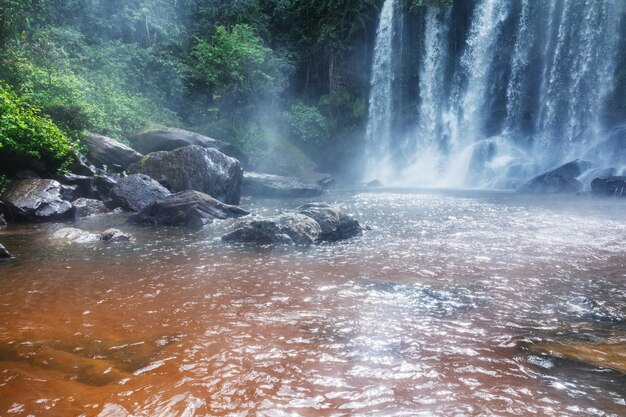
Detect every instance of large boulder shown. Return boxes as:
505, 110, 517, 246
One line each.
517, 160, 593, 194
56, 173, 99, 200
0, 179, 74, 222
128, 127, 247, 166
222, 203, 363, 246
83, 134, 143, 172
0, 244, 12, 260
111, 174, 171, 212
128, 145, 243, 205
128, 190, 249, 230
243, 172, 324, 198
72, 198, 109, 218
591, 176, 626, 198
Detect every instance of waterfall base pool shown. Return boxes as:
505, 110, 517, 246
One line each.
0, 189, 624, 416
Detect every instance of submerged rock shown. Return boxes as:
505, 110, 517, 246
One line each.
129, 127, 247, 166
51, 228, 100, 244
72, 198, 109, 218
243, 172, 324, 198
83, 134, 143, 172
0, 244, 12, 259
111, 174, 171, 212
591, 176, 626, 198
0, 179, 74, 222
128, 190, 249, 229
100, 228, 131, 243
527, 341, 626, 375
128, 145, 243, 205
517, 160, 593, 194
222, 203, 363, 246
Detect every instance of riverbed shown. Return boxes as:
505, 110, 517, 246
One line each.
0, 189, 624, 416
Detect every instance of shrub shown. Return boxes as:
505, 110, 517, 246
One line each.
285, 103, 329, 147
0, 82, 75, 173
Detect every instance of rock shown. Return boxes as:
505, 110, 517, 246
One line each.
517, 160, 593, 194
128, 190, 249, 230
591, 176, 626, 198
93, 173, 118, 205
56, 173, 99, 199
222, 213, 322, 245
128, 145, 243, 205
367, 179, 384, 188
68, 151, 97, 177
0, 214, 6, 228
83, 134, 143, 172
51, 228, 100, 244
527, 341, 626, 375
72, 198, 109, 218
100, 228, 131, 243
0, 179, 74, 222
242, 172, 324, 198
15, 170, 40, 180
315, 174, 336, 189
222, 203, 363, 246
0, 244, 12, 260
129, 127, 248, 166
110, 174, 171, 212
578, 167, 617, 190
296, 203, 363, 242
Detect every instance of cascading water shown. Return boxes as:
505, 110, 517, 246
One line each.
365, 0, 624, 189
364, 0, 398, 181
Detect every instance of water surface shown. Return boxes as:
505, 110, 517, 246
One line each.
0, 189, 624, 416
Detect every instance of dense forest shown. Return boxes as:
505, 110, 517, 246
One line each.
1, 0, 424, 182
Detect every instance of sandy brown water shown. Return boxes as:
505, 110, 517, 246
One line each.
0, 189, 625, 416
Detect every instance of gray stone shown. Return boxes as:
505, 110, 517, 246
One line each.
84, 134, 143, 172
222, 203, 363, 246
518, 160, 593, 194
128, 145, 243, 205
128, 190, 249, 230
591, 176, 626, 198
0, 179, 74, 222
243, 172, 323, 198
51, 228, 100, 244
129, 127, 247, 166
72, 198, 109, 218
111, 174, 171, 212
100, 228, 131, 243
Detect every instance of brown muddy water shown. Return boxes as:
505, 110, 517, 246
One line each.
0, 189, 625, 416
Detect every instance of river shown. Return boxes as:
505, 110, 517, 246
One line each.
0, 189, 624, 416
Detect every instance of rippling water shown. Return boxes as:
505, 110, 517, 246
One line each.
0, 189, 624, 416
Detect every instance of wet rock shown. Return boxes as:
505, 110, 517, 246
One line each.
527, 341, 626, 375
51, 228, 100, 244
367, 179, 384, 188
222, 203, 363, 245
100, 228, 131, 243
0, 214, 6, 228
128, 145, 243, 205
517, 160, 593, 194
223, 212, 322, 245
591, 176, 626, 198
0, 244, 12, 259
83, 133, 143, 172
56, 173, 98, 199
296, 203, 363, 242
129, 127, 248, 166
243, 172, 324, 198
72, 198, 109, 218
128, 190, 249, 230
0, 179, 74, 222
68, 151, 97, 177
111, 174, 171, 212
316, 174, 336, 189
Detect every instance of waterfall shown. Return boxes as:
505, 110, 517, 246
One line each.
364, 0, 398, 181
364, 0, 623, 188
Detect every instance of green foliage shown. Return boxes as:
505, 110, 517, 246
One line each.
191, 24, 292, 117
285, 103, 329, 147
0, 174, 10, 194
0, 82, 75, 172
